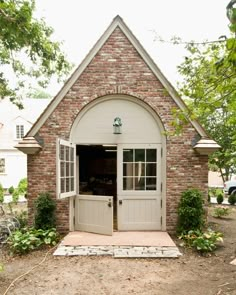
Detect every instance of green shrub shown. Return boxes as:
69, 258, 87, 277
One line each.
0, 183, 4, 203
177, 188, 205, 234
228, 193, 236, 205
7, 228, 59, 255
17, 178, 27, 195
12, 188, 19, 204
8, 186, 14, 195
179, 229, 223, 253
15, 210, 28, 228
216, 193, 224, 204
212, 207, 231, 218
34, 192, 56, 230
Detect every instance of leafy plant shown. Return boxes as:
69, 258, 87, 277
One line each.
12, 188, 20, 204
17, 178, 27, 196
216, 193, 224, 204
179, 229, 223, 253
0, 183, 4, 203
0, 0, 71, 107
7, 228, 59, 255
228, 194, 236, 205
15, 210, 28, 228
177, 189, 205, 234
34, 192, 56, 230
8, 186, 14, 195
212, 207, 231, 218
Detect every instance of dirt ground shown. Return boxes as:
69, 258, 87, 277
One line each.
1, 205, 236, 295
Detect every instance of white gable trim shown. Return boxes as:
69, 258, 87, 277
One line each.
28, 15, 207, 137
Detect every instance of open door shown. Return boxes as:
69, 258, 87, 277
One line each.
57, 138, 76, 199
74, 145, 116, 236
75, 195, 113, 235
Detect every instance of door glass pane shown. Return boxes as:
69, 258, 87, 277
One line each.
135, 177, 145, 190
146, 163, 156, 176
70, 178, 74, 191
123, 177, 133, 190
60, 145, 65, 160
70, 163, 74, 176
146, 149, 156, 162
123, 149, 133, 162
66, 146, 70, 161
135, 149, 145, 162
123, 163, 134, 177
61, 178, 65, 193
66, 178, 70, 192
135, 162, 145, 177
70, 147, 74, 161
60, 162, 65, 177
146, 178, 156, 190
66, 162, 70, 176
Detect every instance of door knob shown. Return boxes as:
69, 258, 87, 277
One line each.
119, 200, 122, 205
108, 200, 112, 207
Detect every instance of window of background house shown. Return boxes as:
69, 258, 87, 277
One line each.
0, 158, 5, 174
16, 125, 24, 139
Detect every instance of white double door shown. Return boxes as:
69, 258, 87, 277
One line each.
74, 144, 162, 235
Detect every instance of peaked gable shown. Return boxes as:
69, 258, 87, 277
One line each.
28, 15, 207, 137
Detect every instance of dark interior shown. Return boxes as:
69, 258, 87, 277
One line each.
77, 145, 117, 228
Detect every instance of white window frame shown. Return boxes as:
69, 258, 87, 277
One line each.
16, 124, 25, 139
118, 144, 161, 196
0, 158, 6, 174
56, 138, 76, 199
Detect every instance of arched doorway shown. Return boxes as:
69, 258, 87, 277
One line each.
69, 95, 166, 235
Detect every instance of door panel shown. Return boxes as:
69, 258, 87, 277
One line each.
75, 195, 113, 235
118, 196, 160, 230
117, 144, 162, 230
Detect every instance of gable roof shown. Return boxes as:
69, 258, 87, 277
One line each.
28, 15, 208, 137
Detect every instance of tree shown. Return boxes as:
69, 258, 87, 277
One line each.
0, 0, 71, 108
176, 1, 236, 181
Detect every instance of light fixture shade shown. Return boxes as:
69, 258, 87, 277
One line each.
113, 117, 122, 134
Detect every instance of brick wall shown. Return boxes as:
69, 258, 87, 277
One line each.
27, 27, 208, 234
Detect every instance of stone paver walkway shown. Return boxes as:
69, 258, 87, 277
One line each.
54, 245, 182, 258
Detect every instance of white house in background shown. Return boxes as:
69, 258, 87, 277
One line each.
0, 98, 51, 189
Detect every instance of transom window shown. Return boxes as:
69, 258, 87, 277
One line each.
0, 158, 5, 174
123, 149, 157, 191
16, 125, 24, 139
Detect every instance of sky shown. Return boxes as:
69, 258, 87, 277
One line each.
34, 0, 230, 95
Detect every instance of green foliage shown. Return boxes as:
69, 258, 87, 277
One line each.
11, 178, 27, 203
7, 228, 59, 255
15, 210, 28, 228
17, 178, 27, 195
170, 1, 236, 182
12, 188, 19, 204
177, 189, 205, 234
27, 87, 52, 99
34, 192, 56, 230
179, 229, 223, 253
0, 0, 72, 107
177, 38, 236, 181
8, 186, 14, 195
216, 193, 224, 204
0, 183, 4, 203
228, 193, 236, 205
212, 207, 231, 218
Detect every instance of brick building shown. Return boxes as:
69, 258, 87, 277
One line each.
16, 16, 219, 234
